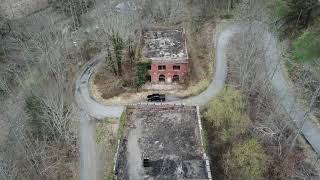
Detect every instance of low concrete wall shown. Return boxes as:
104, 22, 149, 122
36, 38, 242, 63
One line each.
196, 105, 213, 180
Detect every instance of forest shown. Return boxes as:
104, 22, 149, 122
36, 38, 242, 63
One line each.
0, 0, 319, 179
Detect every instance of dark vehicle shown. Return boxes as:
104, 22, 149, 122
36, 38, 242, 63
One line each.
147, 94, 165, 102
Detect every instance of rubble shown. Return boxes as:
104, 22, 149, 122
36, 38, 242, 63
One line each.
115, 105, 210, 179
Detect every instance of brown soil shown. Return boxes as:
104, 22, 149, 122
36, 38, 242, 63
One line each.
93, 70, 126, 99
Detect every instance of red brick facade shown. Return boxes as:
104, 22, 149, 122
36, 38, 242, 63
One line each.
148, 63, 188, 83
141, 28, 189, 84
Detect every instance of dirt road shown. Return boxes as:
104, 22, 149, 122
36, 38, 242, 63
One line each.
79, 112, 97, 180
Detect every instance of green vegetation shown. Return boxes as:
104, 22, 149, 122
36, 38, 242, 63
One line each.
224, 139, 269, 180
24, 95, 62, 141
109, 31, 125, 76
272, 0, 320, 62
127, 38, 141, 67
96, 120, 114, 144
202, 87, 264, 179
135, 61, 151, 88
103, 32, 143, 90
118, 111, 127, 139
273, 0, 319, 33
105, 44, 118, 76
203, 87, 250, 142
274, 0, 290, 18
104, 31, 130, 77
292, 30, 320, 62
25, 95, 72, 142
272, 0, 320, 108
95, 118, 120, 180
25, 95, 46, 139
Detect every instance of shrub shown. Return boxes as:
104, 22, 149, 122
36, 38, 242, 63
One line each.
292, 30, 320, 62
25, 95, 46, 138
25, 95, 65, 141
109, 31, 125, 76
135, 61, 151, 88
223, 139, 269, 180
118, 112, 127, 139
273, 0, 290, 18
272, 0, 319, 34
203, 87, 250, 142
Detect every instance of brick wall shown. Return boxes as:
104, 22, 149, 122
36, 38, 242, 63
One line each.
148, 62, 188, 83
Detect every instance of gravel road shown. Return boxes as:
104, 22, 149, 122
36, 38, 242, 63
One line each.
75, 53, 124, 119
263, 27, 320, 154
79, 112, 97, 180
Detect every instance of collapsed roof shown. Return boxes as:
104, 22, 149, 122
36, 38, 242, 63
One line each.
115, 105, 211, 180
141, 28, 188, 63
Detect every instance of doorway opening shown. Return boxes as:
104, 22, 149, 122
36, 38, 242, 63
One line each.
172, 75, 179, 83
159, 75, 165, 82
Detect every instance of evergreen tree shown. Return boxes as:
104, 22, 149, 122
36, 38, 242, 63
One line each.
109, 31, 124, 76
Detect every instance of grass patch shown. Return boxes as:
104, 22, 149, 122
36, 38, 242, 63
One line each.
292, 30, 320, 63
186, 45, 215, 97
117, 111, 127, 139
188, 79, 211, 97
95, 118, 117, 144
104, 111, 127, 179
95, 118, 120, 180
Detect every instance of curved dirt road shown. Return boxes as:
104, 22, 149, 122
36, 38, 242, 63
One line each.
75, 54, 125, 119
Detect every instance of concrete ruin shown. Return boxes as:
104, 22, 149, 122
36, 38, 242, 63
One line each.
115, 104, 212, 180
141, 28, 189, 84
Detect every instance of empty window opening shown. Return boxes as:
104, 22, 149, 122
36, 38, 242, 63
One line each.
173, 65, 180, 70
158, 65, 166, 70
173, 75, 179, 83
145, 75, 151, 82
159, 75, 165, 82
147, 65, 151, 70
143, 159, 150, 167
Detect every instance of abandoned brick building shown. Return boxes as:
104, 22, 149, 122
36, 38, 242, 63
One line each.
141, 28, 189, 84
